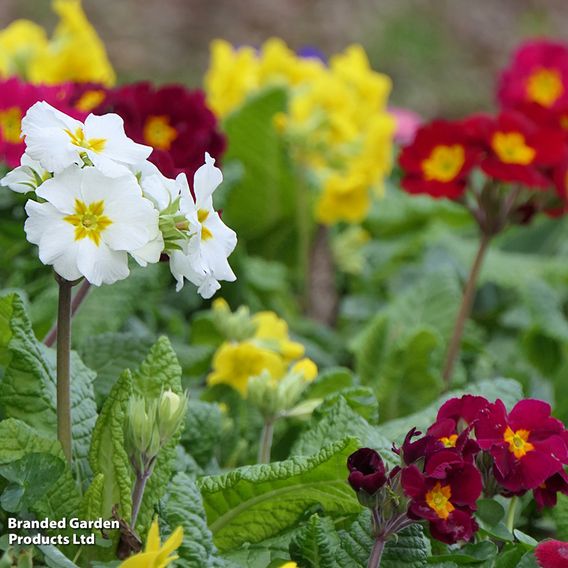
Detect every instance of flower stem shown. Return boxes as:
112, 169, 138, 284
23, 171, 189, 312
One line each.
367, 538, 385, 568
258, 418, 275, 464
505, 496, 518, 533
44, 279, 91, 347
131, 470, 151, 528
56, 277, 73, 463
442, 232, 491, 387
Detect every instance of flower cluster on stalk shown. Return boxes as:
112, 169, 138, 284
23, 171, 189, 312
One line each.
398, 40, 568, 233
1, 101, 237, 296
347, 394, 568, 552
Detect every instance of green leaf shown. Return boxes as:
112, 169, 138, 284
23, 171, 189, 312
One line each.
182, 400, 223, 467
164, 473, 226, 567
475, 499, 505, 527
88, 370, 133, 521
554, 494, 568, 539
303, 367, 354, 400
199, 437, 362, 552
291, 398, 391, 461
0, 293, 97, 481
0, 453, 64, 513
78, 332, 155, 405
427, 541, 498, 564
129, 337, 183, 534
317, 386, 379, 424
513, 530, 538, 549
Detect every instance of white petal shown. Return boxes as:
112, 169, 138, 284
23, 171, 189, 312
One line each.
131, 233, 164, 267
140, 172, 179, 212
193, 152, 223, 208
35, 166, 85, 214
1, 166, 37, 193
76, 239, 129, 286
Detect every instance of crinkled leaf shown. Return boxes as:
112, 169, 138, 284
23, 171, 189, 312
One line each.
182, 400, 223, 467
199, 437, 361, 552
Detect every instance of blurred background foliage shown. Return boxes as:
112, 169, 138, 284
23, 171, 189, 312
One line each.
1, 0, 567, 118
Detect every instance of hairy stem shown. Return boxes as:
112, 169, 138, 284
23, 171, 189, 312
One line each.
45, 279, 91, 347
130, 472, 150, 529
367, 538, 385, 568
442, 233, 491, 387
505, 496, 518, 533
56, 277, 73, 463
258, 418, 275, 464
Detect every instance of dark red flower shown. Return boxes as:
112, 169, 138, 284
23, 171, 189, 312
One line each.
398, 120, 478, 199
535, 539, 568, 568
475, 399, 568, 492
102, 82, 226, 180
436, 395, 491, 431
498, 40, 568, 112
401, 457, 482, 544
347, 448, 387, 495
464, 110, 566, 188
534, 470, 568, 509
0, 78, 83, 167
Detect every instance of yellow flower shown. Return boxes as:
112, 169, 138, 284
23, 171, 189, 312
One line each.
315, 170, 371, 225
280, 563, 298, 568
0, 20, 48, 79
252, 311, 305, 361
205, 40, 259, 117
27, 0, 115, 86
207, 341, 286, 396
291, 358, 318, 382
120, 519, 183, 568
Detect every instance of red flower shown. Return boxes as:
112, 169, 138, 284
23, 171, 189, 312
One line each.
534, 470, 568, 509
436, 395, 491, 431
498, 40, 568, 112
398, 120, 478, 199
464, 111, 566, 189
0, 78, 82, 167
102, 82, 226, 180
401, 456, 482, 544
347, 448, 387, 495
475, 399, 568, 493
535, 540, 568, 568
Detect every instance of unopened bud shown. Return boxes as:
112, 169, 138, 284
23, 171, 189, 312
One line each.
157, 389, 187, 442
127, 397, 161, 468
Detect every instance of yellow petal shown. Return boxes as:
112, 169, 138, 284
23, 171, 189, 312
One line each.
119, 551, 161, 568
145, 519, 161, 552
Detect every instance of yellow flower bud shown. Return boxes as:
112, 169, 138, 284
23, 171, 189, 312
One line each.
291, 358, 318, 382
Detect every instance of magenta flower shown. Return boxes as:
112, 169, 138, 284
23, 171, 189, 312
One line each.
401, 456, 482, 544
475, 399, 568, 492
535, 540, 568, 568
534, 470, 568, 509
347, 448, 387, 495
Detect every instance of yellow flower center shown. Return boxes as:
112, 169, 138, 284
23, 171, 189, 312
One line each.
503, 426, 534, 459
63, 199, 112, 246
197, 209, 213, 240
425, 482, 455, 520
74, 89, 106, 112
526, 68, 564, 107
491, 132, 535, 165
0, 107, 22, 144
439, 434, 458, 448
421, 144, 465, 182
65, 127, 106, 153
143, 115, 178, 150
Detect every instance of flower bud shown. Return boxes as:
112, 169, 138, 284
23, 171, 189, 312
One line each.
127, 397, 161, 468
212, 299, 256, 341
247, 371, 278, 417
157, 389, 188, 443
347, 448, 388, 496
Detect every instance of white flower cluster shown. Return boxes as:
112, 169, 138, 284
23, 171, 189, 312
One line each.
1, 102, 237, 297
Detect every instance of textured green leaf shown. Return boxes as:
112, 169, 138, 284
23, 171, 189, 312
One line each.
130, 337, 183, 534
82, 473, 105, 520
378, 378, 523, 444
182, 400, 223, 467
199, 437, 362, 552
78, 332, 155, 404
317, 386, 379, 423
89, 370, 133, 521
164, 473, 226, 567
553, 494, 568, 540
291, 398, 391, 461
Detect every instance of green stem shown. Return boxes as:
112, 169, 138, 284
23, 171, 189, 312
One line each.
56, 277, 73, 463
442, 232, 491, 388
131, 470, 151, 528
506, 496, 518, 533
258, 418, 275, 464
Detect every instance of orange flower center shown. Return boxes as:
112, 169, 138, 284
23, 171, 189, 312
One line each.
491, 132, 535, 165
64, 199, 112, 247
143, 115, 178, 150
425, 482, 455, 520
74, 89, 106, 112
0, 107, 22, 144
503, 426, 534, 459
439, 434, 458, 448
421, 144, 465, 182
526, 68, 564, 108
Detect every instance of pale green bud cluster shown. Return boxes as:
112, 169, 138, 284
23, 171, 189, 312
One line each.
126, 389, 188, 474
212, 301, 257, 341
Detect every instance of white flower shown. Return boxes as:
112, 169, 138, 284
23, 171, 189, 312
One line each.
21, 101, 152, 177
168, 153, 237, 297
24, 165, 160, 285
129, 160, 181, 212
0, 154, 50, 193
